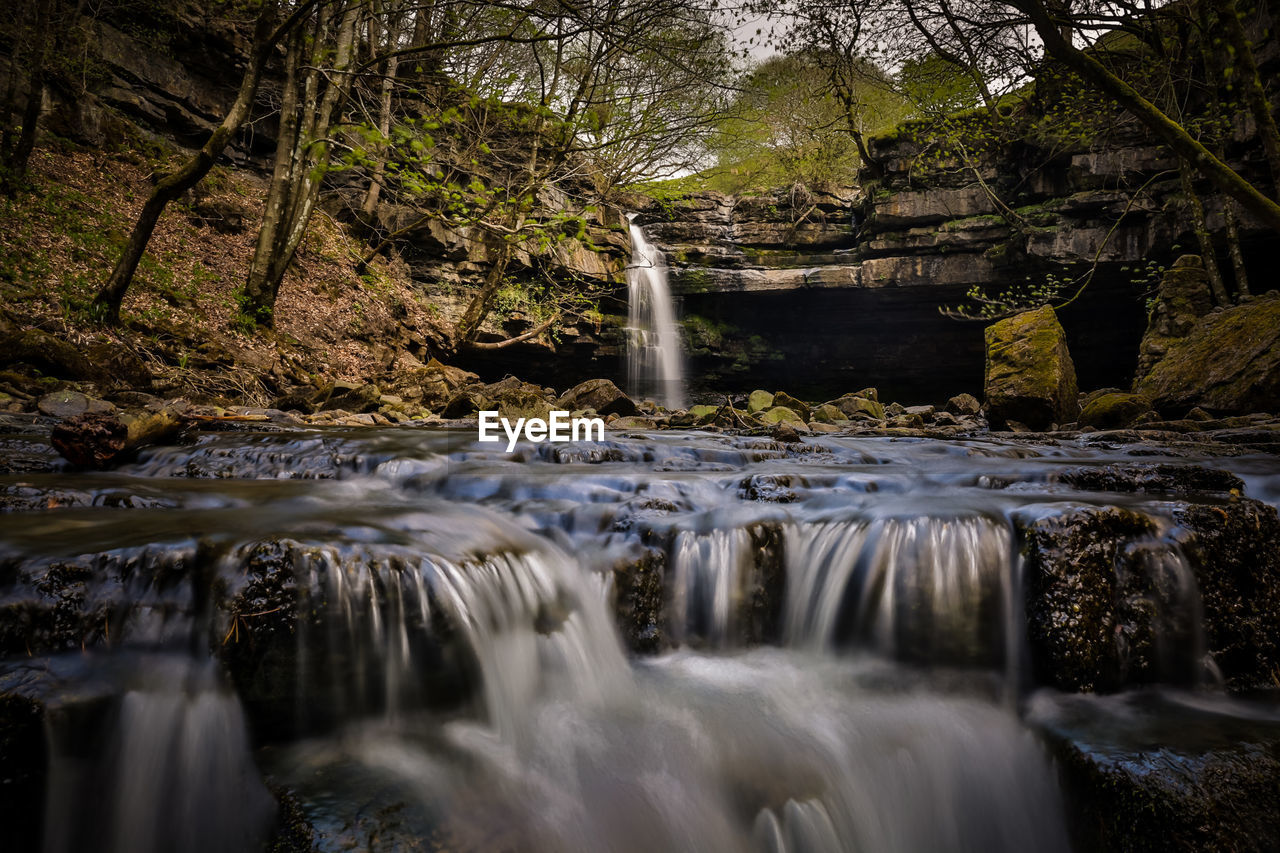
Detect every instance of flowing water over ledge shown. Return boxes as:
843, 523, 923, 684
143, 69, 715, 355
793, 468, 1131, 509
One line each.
2, 424, 1280, 852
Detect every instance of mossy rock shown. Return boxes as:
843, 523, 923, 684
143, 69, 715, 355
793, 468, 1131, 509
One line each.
746, 389, 774, 414
1079, 392, 1154, 429
494, 389, 553, 421
830, 395, 884, 420
984, 305, 1078, 430
688, 404, 719, 425
771, 391, 810, 422
811, 403, 845, 424
1135, 292, 1280, 414
760, 406, 804, 426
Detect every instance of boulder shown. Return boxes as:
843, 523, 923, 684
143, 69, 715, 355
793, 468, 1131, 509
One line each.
1134, 291, 1280, 415
557, 379, 637, 417
1078, 393, 1154, 429
36, 391, 115, 419
0, 326, 102, 382
946, 393, 981, 416
1022, 496, 1280, 693
984, 305, 1079, 430
770, 391, 810, 422
1134, 255, 1214, 379
746, 390, 774, 414
323, 382, 381, 414
760, 406, 805, 426
811, 403, 845, 424
830, 395, 885, 420
493, 389, 553, 421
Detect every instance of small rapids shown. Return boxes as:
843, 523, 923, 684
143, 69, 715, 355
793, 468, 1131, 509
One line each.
1, 424, 1277, 851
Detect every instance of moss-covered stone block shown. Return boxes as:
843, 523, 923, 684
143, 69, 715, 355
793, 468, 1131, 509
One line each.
984, 304, 1078, 430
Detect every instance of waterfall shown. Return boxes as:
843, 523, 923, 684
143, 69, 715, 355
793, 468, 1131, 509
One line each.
626, 215, 685, 409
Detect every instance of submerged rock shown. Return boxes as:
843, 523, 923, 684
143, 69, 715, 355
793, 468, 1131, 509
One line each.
984, 305, 1079, 430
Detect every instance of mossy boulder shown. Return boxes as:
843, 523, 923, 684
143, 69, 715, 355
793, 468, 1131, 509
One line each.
1134, 255, 1214, 379
1078, 393, 1154, 429
984, 305, 1078, 430
760, 406, 805, 426
1135, 291, 1280, 414
830, 394, 884, 420
688, 404, 720, 424
811, 403, 845, 424
494, 389, 553, 421
771, 392, 810, 422
746, 390, 774, 414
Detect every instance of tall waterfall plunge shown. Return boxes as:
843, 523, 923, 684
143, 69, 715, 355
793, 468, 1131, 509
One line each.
626, 216, 685, 409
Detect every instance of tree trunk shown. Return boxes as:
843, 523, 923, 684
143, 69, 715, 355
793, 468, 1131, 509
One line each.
454, 245, 512, 344
361, 51, 399, 215
1223, 201, 1251, 298
1180, 165, 1229, 305
1217, 0, 1280, 194
0, 0, 52, 195
94, 3, 277, 324
242, 1, 360, 327
1009, 0, 1280, 234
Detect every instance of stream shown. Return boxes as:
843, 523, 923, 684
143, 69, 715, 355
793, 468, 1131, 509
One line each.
3, 424, 1280, 851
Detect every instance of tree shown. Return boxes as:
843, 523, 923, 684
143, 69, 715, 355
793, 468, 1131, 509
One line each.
92, 0, 312, 324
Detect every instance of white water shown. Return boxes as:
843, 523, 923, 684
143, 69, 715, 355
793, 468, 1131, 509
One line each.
626, 217, 685, 409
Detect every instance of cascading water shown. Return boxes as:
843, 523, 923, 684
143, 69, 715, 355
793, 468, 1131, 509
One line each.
2, 425, 1275, 852
625, 215, 685, 409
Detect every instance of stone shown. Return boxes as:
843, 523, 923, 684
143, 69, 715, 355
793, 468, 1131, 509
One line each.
557, 379, 637, 417
983, 305, 1079, 431
831, 395, 885, 420
688, 404, 720, 425
905, 405, 935, 417
1078, 392, 1154, 430
37, 391, 114, 419
1134, 255, 1214, 379
440, 390, 488, 419
1134, 291, 1280, 415
771, 391, 810, 422
811, 403, 845, 424
323, 383, 381, 414
746, 390, 774, 414
946, 393, 981, 416
0, 326, 102, 382
853, 387, 879, 402
770, 422, 803, 443
1022, 498, 1280, 693
493, 389, 553, 421
760, 406, 805, 426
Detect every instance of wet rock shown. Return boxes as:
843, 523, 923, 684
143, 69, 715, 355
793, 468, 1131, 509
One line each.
771, 422, 803, 443
746, 389, 774, 414
984, 305, 1079, 430
1055, 464, 1242, 496
0, 683, 46, 851
1022, 508, 1198, 693
557, 379, 637, 417
1040, 693, 1280, 853
1078, 393, 1154, 429
607, 416, 658, 429
1172, 499, 1280, 691
610, 546, 666, 654
770, 392, 810, 422
946, 393, 981, 416
1135, 291, 1280, 415
50, 406, 186, 469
